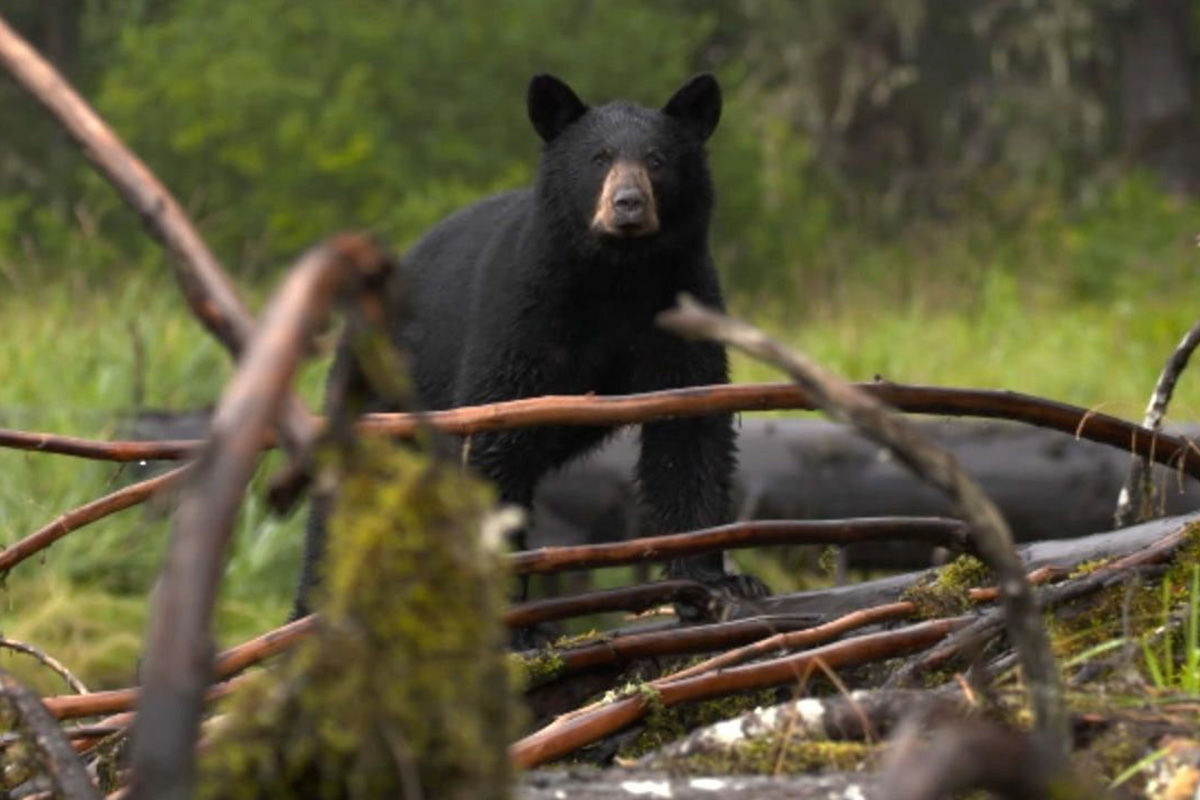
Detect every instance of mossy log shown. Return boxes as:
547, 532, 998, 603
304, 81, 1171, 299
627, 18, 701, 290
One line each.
197, 443, 515, 799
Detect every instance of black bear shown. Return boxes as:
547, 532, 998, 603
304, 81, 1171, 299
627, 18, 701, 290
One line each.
293, 73, 764, 619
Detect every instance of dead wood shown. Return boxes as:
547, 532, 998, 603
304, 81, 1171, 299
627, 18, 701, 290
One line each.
510, 517, 969, 575
0, 668, 99, 799
0, 636, 89, 695
1116, 316, 1200, 526
659, 295, 1070, 761
128, 235, 390, 800
748, 511, 1199, 625
0, 14, 318, 459
510, 616, 966, 768
0, 465, 187, 577
530, 564, 1063, 726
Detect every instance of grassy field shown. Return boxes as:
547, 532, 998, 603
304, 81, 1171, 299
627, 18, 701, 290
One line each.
3, 198, 1200, 692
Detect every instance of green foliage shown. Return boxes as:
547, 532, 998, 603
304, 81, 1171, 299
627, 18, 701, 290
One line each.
79, 0, 713, 275
1140, 564, 1200, 692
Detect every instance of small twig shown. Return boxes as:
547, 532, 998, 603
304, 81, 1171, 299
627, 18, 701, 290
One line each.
0, 636, 89, 694
0, 668, 99, 799
1116, 317, 1200, 526
659, 295, 1070, 764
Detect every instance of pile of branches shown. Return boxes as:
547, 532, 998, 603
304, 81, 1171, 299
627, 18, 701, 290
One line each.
3, 12, 1200, 800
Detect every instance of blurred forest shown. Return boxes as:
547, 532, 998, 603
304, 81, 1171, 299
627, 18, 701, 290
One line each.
4, 0, 1200, 300
5, 0, 1200, 692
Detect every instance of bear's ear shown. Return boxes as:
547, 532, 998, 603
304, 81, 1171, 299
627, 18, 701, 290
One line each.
663, 73, 721, 141
528, 74, 588, 142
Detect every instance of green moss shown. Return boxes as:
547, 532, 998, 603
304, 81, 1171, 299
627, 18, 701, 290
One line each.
197, 442, 514, 799
902, 555, 990, 618
662, 735, 869, 776
515, 649, 566, 687
1067, 558, 1112, 579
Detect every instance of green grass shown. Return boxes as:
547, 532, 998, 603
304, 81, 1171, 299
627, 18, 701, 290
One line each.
3, 194, 1200, 690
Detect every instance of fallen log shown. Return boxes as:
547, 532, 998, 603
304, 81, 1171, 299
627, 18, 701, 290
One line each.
532, 418, 1200, 568
726, 510, 1200, 623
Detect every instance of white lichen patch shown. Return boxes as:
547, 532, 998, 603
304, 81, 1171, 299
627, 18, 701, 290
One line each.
619, 779, 673, 797
688, 777, 726, 791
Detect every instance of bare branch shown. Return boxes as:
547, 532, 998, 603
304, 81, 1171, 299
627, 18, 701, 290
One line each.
0, 636, 89, 695
659, 295, 1070, 763
510, 517, 969, 574
0, 13, 316, 455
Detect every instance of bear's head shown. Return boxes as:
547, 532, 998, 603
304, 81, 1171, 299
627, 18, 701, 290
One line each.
528, 74, 720, 253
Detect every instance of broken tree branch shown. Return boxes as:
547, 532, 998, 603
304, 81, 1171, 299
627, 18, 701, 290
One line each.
659, 295, 1070, 764
128, 234, 390, 800
1116, 316, 1200, 526
0, 668, 99, 799
0, 14, 315, 456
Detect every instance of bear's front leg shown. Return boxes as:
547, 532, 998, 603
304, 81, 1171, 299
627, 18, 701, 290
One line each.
633, 335, 769, 616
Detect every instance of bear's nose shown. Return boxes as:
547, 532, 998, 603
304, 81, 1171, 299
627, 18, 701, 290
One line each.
613, 187, 646, 218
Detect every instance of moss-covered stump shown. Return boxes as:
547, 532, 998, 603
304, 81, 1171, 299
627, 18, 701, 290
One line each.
198, 444, 514, 799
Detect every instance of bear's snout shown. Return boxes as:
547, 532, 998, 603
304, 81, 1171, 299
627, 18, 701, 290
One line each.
591, 161, 659, 237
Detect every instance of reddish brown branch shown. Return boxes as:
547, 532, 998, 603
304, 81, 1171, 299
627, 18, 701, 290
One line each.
212, 614, 317, 680
510, 517, 969, 575
44, 677, 249, 722
129, 235, 389, 800
0, 430, 201, 462
510, 616, 967, 768
2, 383, 1196, 483
0, 465, 188, 577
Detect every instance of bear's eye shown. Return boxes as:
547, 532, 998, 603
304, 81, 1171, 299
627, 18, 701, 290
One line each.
645, 151, 665, 171
591, 148, 614, 167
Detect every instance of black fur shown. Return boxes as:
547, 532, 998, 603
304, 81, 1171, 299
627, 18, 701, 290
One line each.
293, 74, 761, 619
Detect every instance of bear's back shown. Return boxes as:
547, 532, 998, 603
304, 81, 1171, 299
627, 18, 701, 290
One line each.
394, 187, 535, 409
